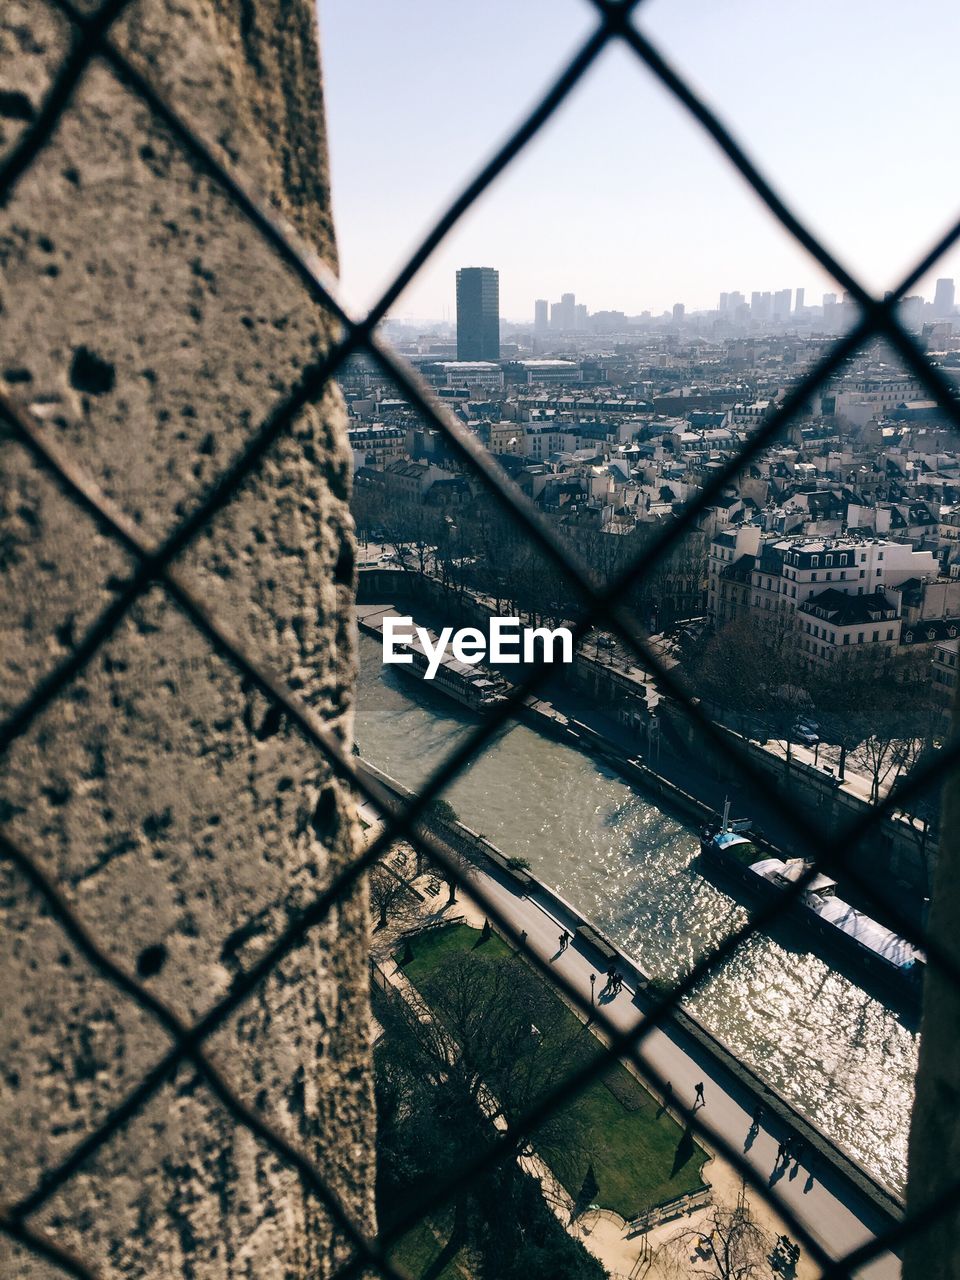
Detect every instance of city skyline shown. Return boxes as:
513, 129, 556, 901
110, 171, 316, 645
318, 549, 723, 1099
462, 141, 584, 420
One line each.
319, 0, 960, 321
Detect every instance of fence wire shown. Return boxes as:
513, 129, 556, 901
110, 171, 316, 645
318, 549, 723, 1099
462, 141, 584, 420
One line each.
2, 0, 960, 1276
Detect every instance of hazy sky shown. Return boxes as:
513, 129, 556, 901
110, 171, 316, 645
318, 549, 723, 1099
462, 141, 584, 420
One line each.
317, 1, 960, 322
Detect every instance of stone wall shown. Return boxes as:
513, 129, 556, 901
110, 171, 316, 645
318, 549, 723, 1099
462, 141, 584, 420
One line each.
0, 2, 373, 1276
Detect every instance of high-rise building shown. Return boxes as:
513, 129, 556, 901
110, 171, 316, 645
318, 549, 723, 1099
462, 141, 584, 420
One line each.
534, 298, 549, 335
718, 292, 729, 313
773, 288, 792, 320
794, 287, 805, 313
934, 278, 955, 317
456, 267, 500, 360
672, 302, 685, 322
575, 302, 588, 330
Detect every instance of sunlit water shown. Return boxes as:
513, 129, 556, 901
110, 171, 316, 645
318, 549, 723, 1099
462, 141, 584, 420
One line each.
356, 631, 917, 1194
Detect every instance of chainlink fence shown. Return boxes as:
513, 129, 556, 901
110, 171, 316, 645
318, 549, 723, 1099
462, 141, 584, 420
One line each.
2, 0, 960, 1276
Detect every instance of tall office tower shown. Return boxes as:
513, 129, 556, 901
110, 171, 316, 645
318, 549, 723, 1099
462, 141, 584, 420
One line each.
934, 278, 956, 317
822, 291, 837, 308
534, 298, 549, 335
672, 302, 685, 322
794, 287, 805, 313
719, 292, 729, 313
456, 266, 500, 360
773, 288, 792, 320
900, 295, 924, 330
575, 302, 588, 330
728, 291, 745, 312
750, 291, 762, 315
557, 291, 576, 331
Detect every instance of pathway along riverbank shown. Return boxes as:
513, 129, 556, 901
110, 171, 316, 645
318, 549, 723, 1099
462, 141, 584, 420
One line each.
359, 758, 902, 1278
355, 629, 920, 1199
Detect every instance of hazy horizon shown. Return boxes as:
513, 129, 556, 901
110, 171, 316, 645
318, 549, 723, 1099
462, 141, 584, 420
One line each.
318, 1, 960, 324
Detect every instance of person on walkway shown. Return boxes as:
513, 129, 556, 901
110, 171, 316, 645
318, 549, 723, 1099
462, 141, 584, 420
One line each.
751, 1103, 763, 1130
777, 1139, 788, 1165
558, 930, 570, 953
694, 1081, 705, 1107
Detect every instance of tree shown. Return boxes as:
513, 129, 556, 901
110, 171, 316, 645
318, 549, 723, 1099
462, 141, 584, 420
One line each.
373, 954, 604, 1280
369, 861, 420, 931
655, 1201, 773, 1280
416, 799, 473, 904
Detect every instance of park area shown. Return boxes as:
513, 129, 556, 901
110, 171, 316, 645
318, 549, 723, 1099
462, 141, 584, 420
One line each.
398, 923, 707, 1222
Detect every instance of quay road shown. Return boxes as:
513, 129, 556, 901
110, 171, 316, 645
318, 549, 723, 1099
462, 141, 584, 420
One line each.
459, 856, 901, 1279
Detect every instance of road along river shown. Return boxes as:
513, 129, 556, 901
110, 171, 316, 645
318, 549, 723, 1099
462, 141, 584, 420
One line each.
355, 630, 918, 1196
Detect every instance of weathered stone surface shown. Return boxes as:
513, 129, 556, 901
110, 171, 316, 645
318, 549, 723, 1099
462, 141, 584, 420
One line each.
0, 1, 373, 1275
905, 709, 960, 1278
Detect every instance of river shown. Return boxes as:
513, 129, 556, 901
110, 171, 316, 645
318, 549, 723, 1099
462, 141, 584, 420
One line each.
355, 630, 917, 1195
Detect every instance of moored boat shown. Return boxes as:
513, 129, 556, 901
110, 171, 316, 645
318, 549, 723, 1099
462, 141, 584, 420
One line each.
700, 801, 925, 1006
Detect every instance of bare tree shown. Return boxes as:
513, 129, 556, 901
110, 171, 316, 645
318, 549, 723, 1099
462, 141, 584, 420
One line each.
369, 861, 421, 931
654, 1201, 774, 1280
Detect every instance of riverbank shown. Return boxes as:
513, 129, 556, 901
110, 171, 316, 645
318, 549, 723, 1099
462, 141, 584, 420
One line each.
357, 756, 902, 1277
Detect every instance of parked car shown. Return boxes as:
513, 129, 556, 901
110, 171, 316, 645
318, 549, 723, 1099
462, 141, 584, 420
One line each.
792, 720, 819, 745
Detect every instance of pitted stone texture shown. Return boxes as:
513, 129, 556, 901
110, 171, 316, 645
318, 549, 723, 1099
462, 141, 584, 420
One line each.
0, 1, 373, 1275
0, 863, 169, 1204
0, 54, 339, 545
0, 427, 135, 717
28, 1068, 352, 1279
0, 1, 69, 170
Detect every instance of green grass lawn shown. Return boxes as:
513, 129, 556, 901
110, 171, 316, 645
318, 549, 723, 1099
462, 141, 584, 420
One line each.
388, 1216, 471, 1280
397, 924, 707, 1220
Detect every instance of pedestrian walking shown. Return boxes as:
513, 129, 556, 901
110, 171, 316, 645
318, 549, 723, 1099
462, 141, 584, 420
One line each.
751, 1103, 763, 1129
694, 1081, 705, 1107
558, 930, 570, 953
777, 1139, 788, 1165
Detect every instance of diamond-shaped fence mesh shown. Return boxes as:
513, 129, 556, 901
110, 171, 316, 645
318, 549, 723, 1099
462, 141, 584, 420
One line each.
2, 0, 960, 1276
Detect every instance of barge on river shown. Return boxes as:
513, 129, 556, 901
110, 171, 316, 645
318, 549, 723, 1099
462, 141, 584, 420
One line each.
700, 801, 925, 1006
357, 606, 512, 713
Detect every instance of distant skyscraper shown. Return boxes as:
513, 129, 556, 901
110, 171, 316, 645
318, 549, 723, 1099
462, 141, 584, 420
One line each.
456, 267, 500, 360
557, 292, 576, 331
672, 302, 685, 322
934, 278, 955, 317
794, 287, 805, 313
534, 298, 549, 335
773, 288, 791, 320
718, 292, 729, 313
575, 302, 588, 330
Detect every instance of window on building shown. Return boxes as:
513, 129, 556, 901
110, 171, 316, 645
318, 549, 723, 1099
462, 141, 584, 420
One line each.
811, 572, 818, 582
811, 556, 819, 567
843, 634, 850, 645
826, 572, 832, 581
873, 630, 879, 642
858, 632, 864, 643
886, 628, 894, 640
